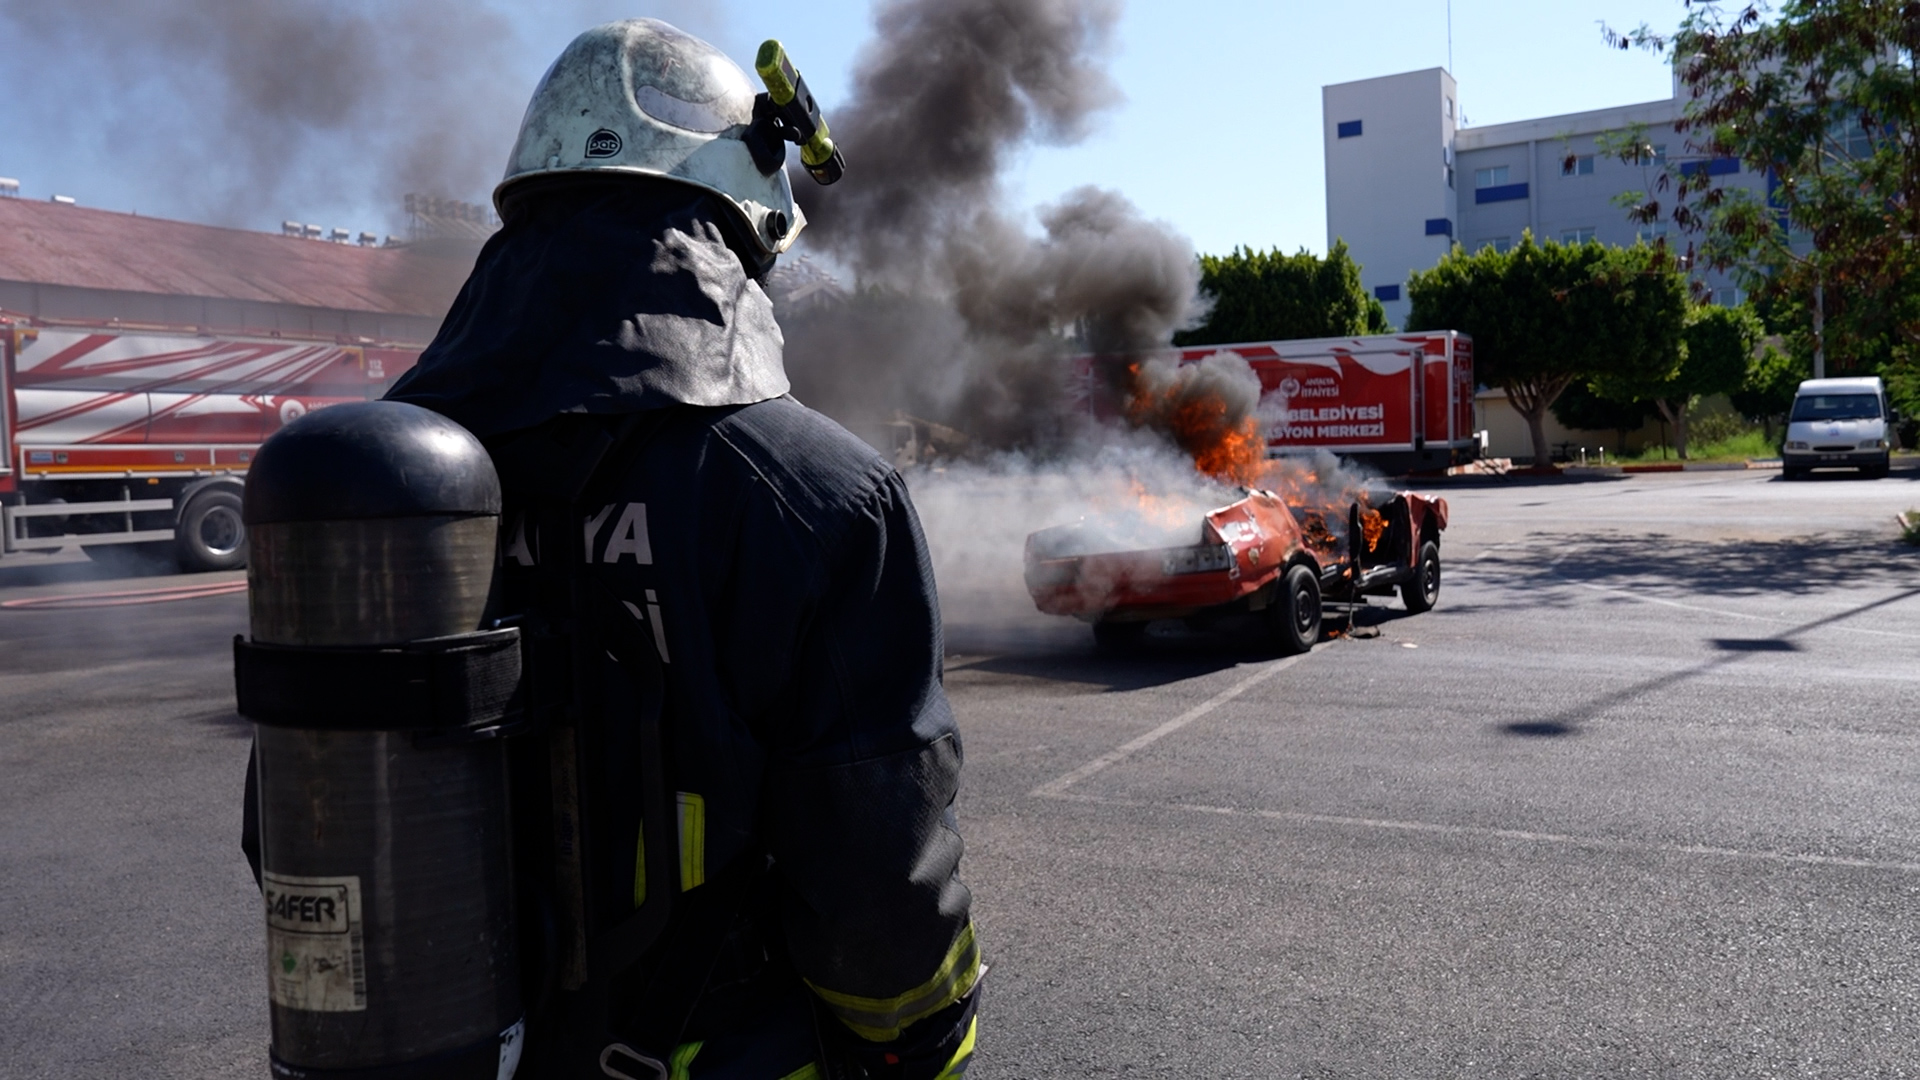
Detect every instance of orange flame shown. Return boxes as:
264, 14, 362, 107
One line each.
1124, 363, 1267, 486
1359, 509, 1385, 552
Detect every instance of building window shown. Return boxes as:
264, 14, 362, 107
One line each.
1474, 182, 1529, 205
1446, 97, 1454, 120
1713, 286, 1745, 306
1446, 166, 1454, 189
1562, 227, 1597, 244
1477, 237, 1512, 253
1474, 165, 1509, 189
1680, 156, 1740, 177
1626, 143, 1668, 165
1636, 223, 1668, 243
1425, 218, 1453, 237
1840, 117, 1872, 158
1337, 119, 1363, 139
1563, 154, 1595, 176
1374, 284, 1401, 302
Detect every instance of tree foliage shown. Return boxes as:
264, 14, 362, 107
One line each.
1729, 339, 1807, 440
1595, 302, 1763, 457
1606, 0, 1920, 414
1551, 380, 1658, 452
1174, 240, 1390, 347
1407, 233, 1689, 466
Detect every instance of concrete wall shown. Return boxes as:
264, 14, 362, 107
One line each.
1322, 68, 1458, 328
1476, 388, 1744, 462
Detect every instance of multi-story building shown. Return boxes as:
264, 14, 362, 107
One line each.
1322, 67, 1764, 328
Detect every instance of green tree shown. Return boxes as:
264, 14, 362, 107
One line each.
1607, 1, 1920, 412
1174, 240, 1389, 346
1551, 380, 1657, 455
1595, 303, 1762, 458
1728, 339, 1805, 443
1408, 233, 1688, 467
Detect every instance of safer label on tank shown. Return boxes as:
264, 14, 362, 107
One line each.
262, 872, 367, 1012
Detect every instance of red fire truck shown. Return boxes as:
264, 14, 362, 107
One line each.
0, 314, 422, 570
1081, 331, 1479, 474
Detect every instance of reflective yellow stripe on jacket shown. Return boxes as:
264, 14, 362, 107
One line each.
633, 792, 708, 907
934, 1016, 977, 1079
807, 922, 981, 1042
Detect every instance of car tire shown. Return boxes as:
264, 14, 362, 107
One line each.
1782, 466, 1807, 481
1271, 564, 1322, 656
1865, 457, 1890, 479
175, 489, 248, 572
1092, 619, 1147, 653
1400, 540, 1441, 614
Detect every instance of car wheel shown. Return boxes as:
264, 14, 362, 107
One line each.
1865, 457, 1890, 479
1092, 619, 1147, 653
1270, 564, 1322, 655
175, 489, 248, 572
1782, 466, 1807, 481
1401, 540, 1441, 614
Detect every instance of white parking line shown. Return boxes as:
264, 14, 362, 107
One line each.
1029, 651, 1312, 798
1046, 792, 1920, 876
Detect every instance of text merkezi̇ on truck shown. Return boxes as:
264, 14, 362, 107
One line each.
1078, 331, 1479, 474
0, 315, 421, 570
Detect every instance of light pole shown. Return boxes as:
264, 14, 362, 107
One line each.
1813, 275, 1826, 379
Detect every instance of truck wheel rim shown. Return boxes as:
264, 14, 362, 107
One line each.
199, 506, 244, 556
1423, 554, 1440, 602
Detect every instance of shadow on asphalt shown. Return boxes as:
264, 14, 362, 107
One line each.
952, 600, 1422, 691
186, 707, 253, 739
1502, 721, 1577, 738
1493, 580, 1920, 739
1769, 466, 1920, 484
1506, 531, 1916, 601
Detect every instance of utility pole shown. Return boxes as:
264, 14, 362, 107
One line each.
1813, 276, 1826, 379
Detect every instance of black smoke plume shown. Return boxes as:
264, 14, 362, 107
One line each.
782, 0, 1206, 451
0, 1, 715, 232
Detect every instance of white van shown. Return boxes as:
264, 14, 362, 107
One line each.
1782, 376, 1895, 479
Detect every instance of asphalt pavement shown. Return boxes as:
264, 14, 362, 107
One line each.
4, 466, 1919, 1078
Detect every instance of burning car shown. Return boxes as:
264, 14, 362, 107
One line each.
1024, 486, 1448, 652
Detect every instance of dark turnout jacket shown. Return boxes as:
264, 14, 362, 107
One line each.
384, 179, 978, 1078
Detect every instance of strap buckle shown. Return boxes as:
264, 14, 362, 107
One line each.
599, 1042, 668, 1080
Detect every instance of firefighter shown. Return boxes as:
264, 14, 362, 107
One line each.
382, 19, 978, 1080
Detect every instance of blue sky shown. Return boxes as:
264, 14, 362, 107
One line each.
0, 0, 1689, 260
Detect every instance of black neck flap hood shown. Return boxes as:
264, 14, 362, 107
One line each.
385, 178, 789, 439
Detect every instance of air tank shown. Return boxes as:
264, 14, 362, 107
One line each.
239, 400, 523, 1079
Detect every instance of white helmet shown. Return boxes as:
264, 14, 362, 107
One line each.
496, 19, 804, 257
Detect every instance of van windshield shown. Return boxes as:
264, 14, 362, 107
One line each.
1790, 393, 1881, 422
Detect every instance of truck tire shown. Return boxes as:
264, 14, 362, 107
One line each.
1271, 564, 1321, 655
1092, 619, 1147, 653
1401, 541, 1441, 614
175, 489, 247, 572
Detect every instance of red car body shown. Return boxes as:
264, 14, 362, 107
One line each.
1025, 488, 1449, 625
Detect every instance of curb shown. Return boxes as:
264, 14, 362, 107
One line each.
1563, 459, 1784, 475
